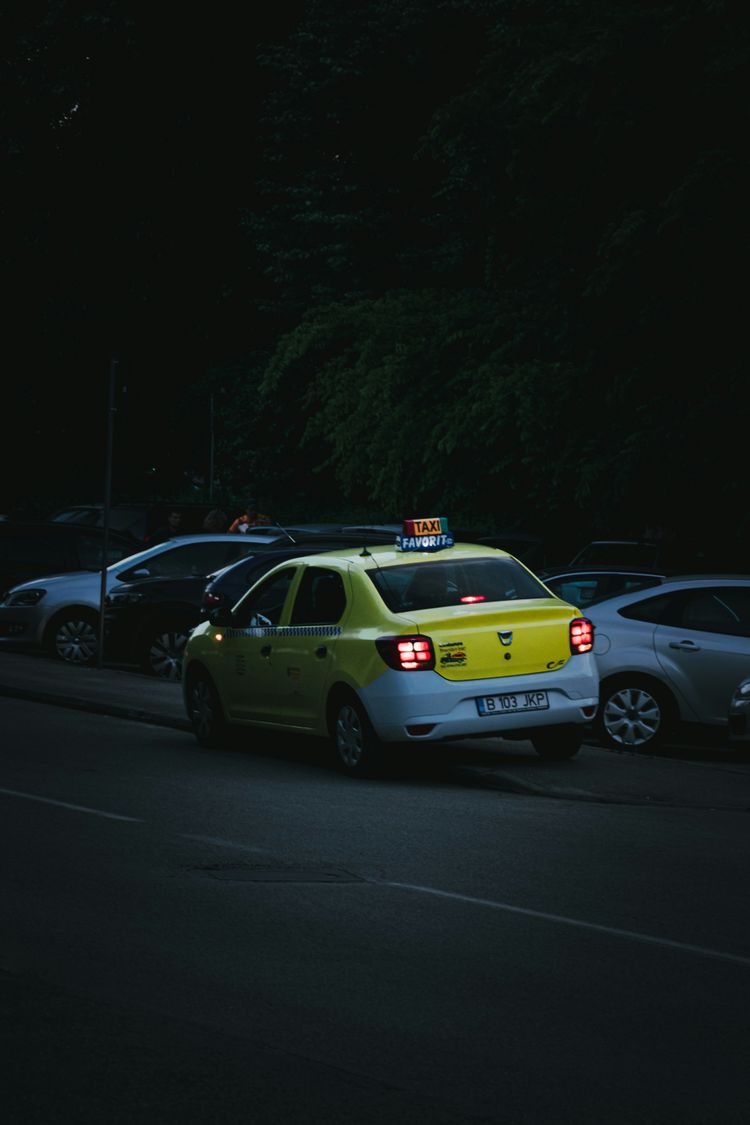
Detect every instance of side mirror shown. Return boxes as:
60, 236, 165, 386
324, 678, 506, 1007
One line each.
122, 566, 150, 580
209, 606, 234, 627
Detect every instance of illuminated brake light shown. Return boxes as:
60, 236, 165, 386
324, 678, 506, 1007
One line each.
376, 635, 436, 671
460, 595, 485, 603
569, 617, 594, 654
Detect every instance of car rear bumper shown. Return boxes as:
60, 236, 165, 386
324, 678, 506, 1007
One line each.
359, 661, 599, 742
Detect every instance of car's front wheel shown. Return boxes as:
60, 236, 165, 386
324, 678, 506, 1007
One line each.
596, 677, 674, 752
187, 671, 227, 748
46, 611, 99, 665
331, 695, 385, 777
530, 725, 584, 760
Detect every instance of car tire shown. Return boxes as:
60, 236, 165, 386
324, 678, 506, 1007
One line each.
530, 725, 583, 760
140, 624, 191, 681
331, 694, 386, 778
596, 676, 675, 752
46, 610, 99, 665
187, 671, 227, 748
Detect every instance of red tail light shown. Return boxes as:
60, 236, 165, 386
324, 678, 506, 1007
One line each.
376, 635, 436, 671
569, 617, 594, 654
202, 592, 223, 610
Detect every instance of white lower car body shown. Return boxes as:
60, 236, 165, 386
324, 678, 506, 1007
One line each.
358, 658, 599, 742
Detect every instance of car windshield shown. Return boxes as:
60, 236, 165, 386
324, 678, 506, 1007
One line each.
369, 556, 551, 612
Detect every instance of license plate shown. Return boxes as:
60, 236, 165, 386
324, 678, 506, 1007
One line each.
476, 690, 549, 716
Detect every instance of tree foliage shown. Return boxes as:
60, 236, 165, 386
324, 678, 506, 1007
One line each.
4, 1, 748, 551
219, 0, 749, 546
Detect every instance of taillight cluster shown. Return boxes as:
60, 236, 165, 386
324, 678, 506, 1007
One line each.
569, 617, 594, 654
376, 635, 436, 671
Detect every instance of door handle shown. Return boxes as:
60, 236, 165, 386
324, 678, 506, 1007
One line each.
668, 641, 701, 652
260, 644, 272, 657
315, 645, 328, 659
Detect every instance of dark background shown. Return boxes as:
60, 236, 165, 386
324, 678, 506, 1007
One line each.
2, 1, 748, 561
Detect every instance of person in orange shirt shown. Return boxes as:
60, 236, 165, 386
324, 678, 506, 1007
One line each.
228, 498, 272, 534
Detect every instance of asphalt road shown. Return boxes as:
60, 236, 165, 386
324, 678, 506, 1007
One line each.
2, 694, 749, 1124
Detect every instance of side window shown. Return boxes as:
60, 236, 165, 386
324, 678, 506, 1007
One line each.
552, 579, 598, 606
619, 592, 686, 625
680, 588, 750, 637
135, 542, 244, 579
290, 568, 346, 625
235, 568, 296, 627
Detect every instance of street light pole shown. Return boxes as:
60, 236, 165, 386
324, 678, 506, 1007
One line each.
209, 392, 215, 502
97, 357, 118, 669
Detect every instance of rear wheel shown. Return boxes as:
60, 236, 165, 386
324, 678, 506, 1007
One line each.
188, 672, 227, 748
530, 725, 584, 760
332, 695, 386, 777
596, 677, 674, 752
47, 611, 99, 665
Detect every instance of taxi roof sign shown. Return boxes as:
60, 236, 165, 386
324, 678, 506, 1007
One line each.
397, 516, 454, 552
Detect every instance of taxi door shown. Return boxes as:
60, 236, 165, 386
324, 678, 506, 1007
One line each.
219, 566, 298, 722
271, 564, 348, 729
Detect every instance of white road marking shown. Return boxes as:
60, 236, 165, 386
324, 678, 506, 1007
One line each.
384, 882, 750, 968
2, 793, 746, 968
0, 786, 141, 822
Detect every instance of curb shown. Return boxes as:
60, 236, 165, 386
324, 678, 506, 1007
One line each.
3, 681, 749, 811
0, 684, 192, 732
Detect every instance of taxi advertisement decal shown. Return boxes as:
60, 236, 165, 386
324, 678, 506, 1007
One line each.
439, 641, 467, 667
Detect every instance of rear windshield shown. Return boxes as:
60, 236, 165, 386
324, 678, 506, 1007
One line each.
368, 556, 552, 613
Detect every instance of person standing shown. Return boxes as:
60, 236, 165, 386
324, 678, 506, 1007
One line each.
228, 498, 272, 533
201, 508, 229, 532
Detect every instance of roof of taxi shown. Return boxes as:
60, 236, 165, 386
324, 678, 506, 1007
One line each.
285, 541, 512, 570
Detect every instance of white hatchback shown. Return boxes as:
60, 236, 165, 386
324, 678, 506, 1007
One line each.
0, 533, 282, 665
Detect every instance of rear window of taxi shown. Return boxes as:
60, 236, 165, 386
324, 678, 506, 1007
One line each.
369, 557, 552, 613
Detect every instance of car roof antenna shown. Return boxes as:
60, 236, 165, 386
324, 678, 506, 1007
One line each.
359, 535, 372, 557
273, 522, 297, 544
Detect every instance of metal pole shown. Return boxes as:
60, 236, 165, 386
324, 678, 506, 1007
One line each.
209, 392, 215, 502
97, 357, 118, 668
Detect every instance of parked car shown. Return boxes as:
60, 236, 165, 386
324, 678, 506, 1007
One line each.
182, 531, 598, 775
537, 565, 667, 609
568, 538, 745, 574
199, 531, 399, 621
462, 531, 546, 570
0, 521, 136, 596
586, 576, 750, 752
104, 533, 399, 680
0, 532, 283, 666
48, 501, 226, 543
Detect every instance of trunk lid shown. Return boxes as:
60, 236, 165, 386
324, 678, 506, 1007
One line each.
410, 599, 576, 681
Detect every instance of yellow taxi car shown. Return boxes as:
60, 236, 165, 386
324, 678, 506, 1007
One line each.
182, 517, 598, 776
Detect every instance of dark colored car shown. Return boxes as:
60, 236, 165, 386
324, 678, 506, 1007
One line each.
567, 538, 746, 574
537, 565, 668, 609
104, 532, 397, 679
0, 521, 136, 597
48, 501, 223, 543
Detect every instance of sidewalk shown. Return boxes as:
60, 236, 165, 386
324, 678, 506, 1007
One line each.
1, 652, 749, 811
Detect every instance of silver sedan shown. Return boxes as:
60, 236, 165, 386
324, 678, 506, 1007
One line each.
586, 575, 750, 751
